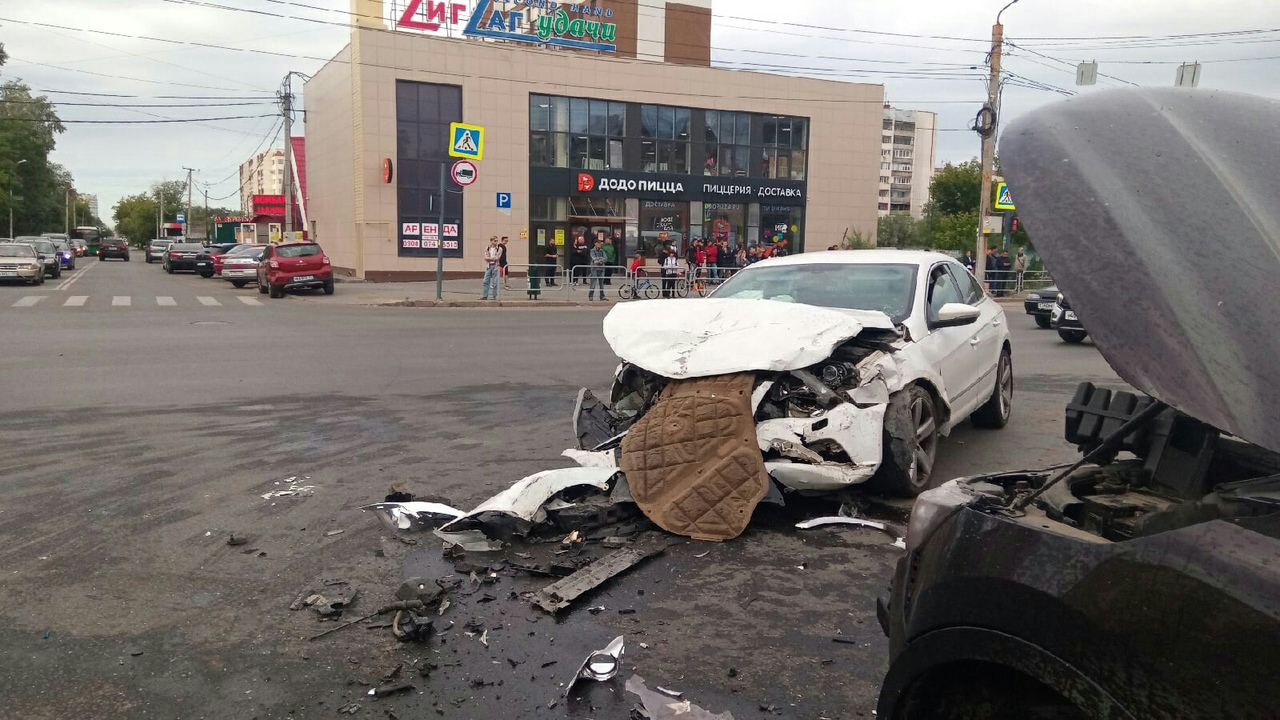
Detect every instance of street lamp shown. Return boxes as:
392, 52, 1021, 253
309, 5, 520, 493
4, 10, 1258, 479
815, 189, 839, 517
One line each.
8, 158, 27, 239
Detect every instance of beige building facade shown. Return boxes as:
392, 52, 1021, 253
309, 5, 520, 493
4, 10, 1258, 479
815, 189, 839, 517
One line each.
307, 1, 885, 280
238, 148, 286, 215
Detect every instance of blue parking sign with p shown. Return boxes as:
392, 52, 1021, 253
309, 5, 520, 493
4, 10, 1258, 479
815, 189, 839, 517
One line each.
449, 122, 484, 161
496, 192, 512, 209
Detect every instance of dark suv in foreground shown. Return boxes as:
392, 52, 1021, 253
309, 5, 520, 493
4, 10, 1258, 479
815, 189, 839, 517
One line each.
98, 237, 130, 261
878, 88, 1280, 720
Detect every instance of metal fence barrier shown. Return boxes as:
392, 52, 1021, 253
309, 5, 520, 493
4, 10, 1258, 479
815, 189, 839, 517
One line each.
503, 263, 565, 299
563, 264, 630, 296
981, 269, 1053, 295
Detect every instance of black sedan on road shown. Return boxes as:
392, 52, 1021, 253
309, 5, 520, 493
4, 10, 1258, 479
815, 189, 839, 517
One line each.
878, 88, 1280, 720
1023, 285, 1058, 328
163, 242, 206, 273
194, 243, 238, 278
98, 237, 130, 261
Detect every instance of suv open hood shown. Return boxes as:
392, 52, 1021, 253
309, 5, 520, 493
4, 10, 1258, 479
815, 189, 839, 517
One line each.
1001, 88, 1280, 453
602, 298, 894, 379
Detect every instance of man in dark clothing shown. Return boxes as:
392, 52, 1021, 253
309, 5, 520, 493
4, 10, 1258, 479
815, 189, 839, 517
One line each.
498, 236, 510, 289
997, 250, 1013, 296
962, 250, 976, 273
985, 247, 999, 295
570, 233, 590, 285
542, 241, 559, 286
718, 240, 734, 278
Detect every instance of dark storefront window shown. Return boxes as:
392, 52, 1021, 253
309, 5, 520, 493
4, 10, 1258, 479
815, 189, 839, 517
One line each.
397, 81, 463, 258
761, 204, 805, 250
704, 202, 747, 246
532, 94, 625, 170
640, 105, 690, 174
704, 111, 752, 177
639, 200, 688, 256
760, 116, 809, 181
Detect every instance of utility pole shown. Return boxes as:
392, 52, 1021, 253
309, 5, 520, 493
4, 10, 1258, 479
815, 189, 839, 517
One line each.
64, 187, 70, 233
281, 74, 295, 242
975, 0, 1018, 287
203, 185, 210, 242
183, 167, 195, 240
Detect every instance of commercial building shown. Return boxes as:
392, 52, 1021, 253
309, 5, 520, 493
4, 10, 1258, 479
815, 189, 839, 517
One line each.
238, 148, 287, 215
878, 106, 937, 219
307, 0, 885, 280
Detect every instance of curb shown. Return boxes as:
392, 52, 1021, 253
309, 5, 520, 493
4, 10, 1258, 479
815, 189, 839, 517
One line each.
376, 299, 612, 308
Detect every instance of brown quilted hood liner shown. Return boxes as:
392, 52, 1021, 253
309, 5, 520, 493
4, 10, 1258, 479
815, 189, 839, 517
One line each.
619, 373, 769, 541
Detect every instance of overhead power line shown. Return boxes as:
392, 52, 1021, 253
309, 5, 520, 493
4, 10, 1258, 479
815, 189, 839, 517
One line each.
34, 88, 278, 100
6, 98, 277, 108
6, 56, 261, 93
0, 114, 279, 124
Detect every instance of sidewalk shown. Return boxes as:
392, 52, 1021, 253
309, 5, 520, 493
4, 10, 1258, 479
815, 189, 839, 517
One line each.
302, 277, 1040, 309
300, 276, 621, 308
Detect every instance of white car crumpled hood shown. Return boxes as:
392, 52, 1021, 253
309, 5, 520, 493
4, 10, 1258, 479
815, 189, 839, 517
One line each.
602, 298, 896, 379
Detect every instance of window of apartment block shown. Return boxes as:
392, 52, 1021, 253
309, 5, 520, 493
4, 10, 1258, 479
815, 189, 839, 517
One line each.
704, 110, 752, 177
531, 94, 626, 171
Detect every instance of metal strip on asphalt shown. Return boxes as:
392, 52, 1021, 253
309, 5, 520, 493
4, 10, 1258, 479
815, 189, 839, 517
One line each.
157, 296, 177, 306
197, 297, 221, 307
112, 296, 131, 307
64, 296, 88, 307
12, 296, 46, 307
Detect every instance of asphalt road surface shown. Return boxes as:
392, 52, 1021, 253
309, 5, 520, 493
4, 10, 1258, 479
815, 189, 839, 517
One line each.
0, 257, 1121, 719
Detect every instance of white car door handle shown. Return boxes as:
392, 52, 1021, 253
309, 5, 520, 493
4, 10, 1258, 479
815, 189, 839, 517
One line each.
970, 337, 981, 346
992, 319, 1002, 327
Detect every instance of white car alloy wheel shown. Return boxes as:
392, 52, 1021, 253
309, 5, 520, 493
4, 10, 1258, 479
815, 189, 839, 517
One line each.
908, 392, 938, 488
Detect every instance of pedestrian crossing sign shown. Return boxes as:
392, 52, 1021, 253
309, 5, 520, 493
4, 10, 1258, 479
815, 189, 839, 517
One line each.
449, 122, 484, 161
994, 182, 1016, 211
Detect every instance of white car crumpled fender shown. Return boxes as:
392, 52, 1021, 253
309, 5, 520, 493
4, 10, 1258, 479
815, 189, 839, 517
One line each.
439, 466, 619, 537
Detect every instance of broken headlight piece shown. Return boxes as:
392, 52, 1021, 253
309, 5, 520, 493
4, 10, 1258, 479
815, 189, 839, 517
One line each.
819, 362, 857, 389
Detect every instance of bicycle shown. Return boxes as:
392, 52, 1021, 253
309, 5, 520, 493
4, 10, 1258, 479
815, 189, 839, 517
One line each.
619, 272, 660, 300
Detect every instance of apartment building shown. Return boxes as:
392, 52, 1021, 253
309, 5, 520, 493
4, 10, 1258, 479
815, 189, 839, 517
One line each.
878, 107, 938, 219
78, 194, 99, 221
238, 148, 287, 215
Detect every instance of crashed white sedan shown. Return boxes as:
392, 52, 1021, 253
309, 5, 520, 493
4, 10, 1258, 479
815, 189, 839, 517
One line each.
576, 250, 1013, 498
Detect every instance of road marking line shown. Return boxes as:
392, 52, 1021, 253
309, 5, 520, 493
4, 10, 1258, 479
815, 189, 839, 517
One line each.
197, 296, 221, 306
112, 296, 131, 307
238, 296, 263, 306
64, 296, 88, 307
55, 260, 100, 291
157, 296, 177, 306
13, 296, 46, 307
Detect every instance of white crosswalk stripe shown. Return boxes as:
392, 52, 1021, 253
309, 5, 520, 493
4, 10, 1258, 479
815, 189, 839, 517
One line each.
6, 295, 269, 308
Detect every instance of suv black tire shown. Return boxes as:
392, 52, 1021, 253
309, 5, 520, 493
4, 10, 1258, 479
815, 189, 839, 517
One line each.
1058, 329, 1087, 343
1035, 315, 1050, 329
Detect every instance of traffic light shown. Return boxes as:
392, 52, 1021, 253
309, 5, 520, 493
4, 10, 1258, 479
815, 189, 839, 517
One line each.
1011, 217, 1019, 232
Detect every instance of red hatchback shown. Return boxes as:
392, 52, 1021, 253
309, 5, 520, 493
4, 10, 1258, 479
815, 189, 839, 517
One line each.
258, 242, 334, 298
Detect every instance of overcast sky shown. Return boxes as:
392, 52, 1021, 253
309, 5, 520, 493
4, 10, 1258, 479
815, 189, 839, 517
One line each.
3, 0, 1278, 221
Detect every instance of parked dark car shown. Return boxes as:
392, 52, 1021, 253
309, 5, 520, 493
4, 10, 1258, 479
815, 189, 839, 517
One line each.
163, 242, 205, 273
145, 239, 174, 263
257, 242, 334, 298
1023, 284, 1058, 328
1049, 292, 1087, 343
878, 88, 1280, 720
98, 237, 130, 261
16, 237, 61, 277
194, 243, 239, 278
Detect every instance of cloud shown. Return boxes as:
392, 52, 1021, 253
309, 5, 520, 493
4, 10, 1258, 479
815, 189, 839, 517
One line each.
3, 0, 1277, 218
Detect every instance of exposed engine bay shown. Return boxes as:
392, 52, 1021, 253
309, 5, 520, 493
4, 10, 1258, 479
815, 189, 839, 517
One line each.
965, 383, 1280, 541
574, 332, 908, 493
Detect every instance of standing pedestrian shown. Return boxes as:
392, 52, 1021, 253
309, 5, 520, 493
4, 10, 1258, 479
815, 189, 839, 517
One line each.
998, 250, 1013, 297
498, 236, 510, 289
481, 236, 501, 300
1013, 247, 1028, 291
735, 247, 748, 269
571, 232, 590, 285
628, 251, 646, 296
963, 250, 976, 273
588, 238, 608, 302
718, 239, 734, 278
542, 238, 559, 287
704, 238, 719, 280
984, 246, 998, 295
660, 247, 680, 298
601, 232, 616, 286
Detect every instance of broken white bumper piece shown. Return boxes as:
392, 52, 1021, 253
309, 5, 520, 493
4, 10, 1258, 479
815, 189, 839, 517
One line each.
440, 467, 619, 540
758, 402, 888, 492
361, 501, 464, 532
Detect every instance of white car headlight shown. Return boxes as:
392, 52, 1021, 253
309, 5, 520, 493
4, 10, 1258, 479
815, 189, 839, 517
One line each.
1056, 293, 1064, 303
1027, 293, 1040, 300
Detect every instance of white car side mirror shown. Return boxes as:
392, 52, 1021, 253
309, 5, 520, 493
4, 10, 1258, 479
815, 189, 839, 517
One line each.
934, 302, 981, 328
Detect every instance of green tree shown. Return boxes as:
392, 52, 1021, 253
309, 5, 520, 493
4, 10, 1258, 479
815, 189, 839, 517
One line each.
840, 228, 875, 250
877, 213, 924, 248
927, 210, 980, 252
113, 193, 158, 246
926, 159, 982, 218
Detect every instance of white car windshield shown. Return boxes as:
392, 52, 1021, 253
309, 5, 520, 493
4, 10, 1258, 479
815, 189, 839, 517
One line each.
0, 245, 36, 258
713, 262, 917, 323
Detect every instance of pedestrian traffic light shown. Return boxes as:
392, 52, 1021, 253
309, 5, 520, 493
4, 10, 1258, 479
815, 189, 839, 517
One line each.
1011, 217, 1019, 232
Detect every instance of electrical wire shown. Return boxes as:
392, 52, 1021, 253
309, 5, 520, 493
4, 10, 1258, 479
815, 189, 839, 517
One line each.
205, 119, 285, 202
0, 114, 279, 123
6, 98, 278, 108
5, 57, 259, 93
33, 89, 278, 100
